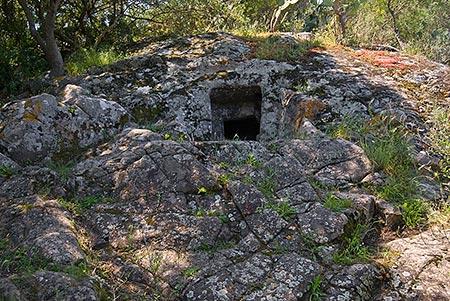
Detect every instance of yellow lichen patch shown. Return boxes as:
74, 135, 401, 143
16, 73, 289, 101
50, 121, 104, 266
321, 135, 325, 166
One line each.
22, 99, 43, 122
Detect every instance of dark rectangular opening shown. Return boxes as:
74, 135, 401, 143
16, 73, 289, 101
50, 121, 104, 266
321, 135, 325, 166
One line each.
224, 117, 260, 140
210, 85, 262, 140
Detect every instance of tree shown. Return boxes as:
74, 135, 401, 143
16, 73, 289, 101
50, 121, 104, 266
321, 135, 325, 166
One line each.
18, 0, 64, 77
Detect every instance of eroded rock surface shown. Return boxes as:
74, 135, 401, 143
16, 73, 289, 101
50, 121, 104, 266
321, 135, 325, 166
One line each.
1, 33, 448, 300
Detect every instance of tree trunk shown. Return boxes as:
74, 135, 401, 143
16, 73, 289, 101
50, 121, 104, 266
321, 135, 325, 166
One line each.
44, 37, 65, 77
386, 0, 404, 50
18, 0, 65, 77
332, 0, 347, 42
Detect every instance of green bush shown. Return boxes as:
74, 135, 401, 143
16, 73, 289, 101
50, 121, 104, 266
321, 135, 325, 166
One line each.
66, 48, 125, 75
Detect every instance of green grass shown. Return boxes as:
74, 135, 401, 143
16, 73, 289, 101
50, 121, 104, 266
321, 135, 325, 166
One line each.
0, 240, 89, 278
323, 193, 352, 213
182, 266, 200, 278
256, 169, 277, 199
333, 224, 370, 265
217, 174, 231, 187
429, 108, 450, 182
244, 153, 262, 168
401, 199, 429, 228
264, 200, 297, 220
66, 47, 125, 76
255, 36, 320, 62
58, 195, 112, 215
0, 164, 15, 178
308, 275, 324, 301
327, 115, 431, 228
198, 240, 236, 254
48, 161, 75, 181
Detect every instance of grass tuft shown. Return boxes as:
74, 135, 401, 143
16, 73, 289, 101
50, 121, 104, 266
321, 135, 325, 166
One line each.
323, 193, 352, 213
308, 274, 325, 301
66, 48, 125, 75
264, 199, 297, 220
58, 195, 113, 215
333, 223, 370, 265
401, 199, 429, 228
255, 36, 320, 62
0, 165, 15, 178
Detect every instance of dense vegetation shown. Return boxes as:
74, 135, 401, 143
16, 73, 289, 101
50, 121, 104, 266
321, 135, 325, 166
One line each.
1, 0, 449, 96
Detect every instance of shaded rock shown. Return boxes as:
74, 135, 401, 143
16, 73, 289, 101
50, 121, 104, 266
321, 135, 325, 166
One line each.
0, 195, 84, 265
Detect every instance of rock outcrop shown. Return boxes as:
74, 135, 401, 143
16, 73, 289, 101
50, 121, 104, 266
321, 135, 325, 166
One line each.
0, 33, 448, 300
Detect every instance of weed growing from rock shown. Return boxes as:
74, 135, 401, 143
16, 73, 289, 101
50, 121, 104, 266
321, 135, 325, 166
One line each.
182, 266, 200, 279
264, 199, 297, 220
255, 36, 320, 62
323, 193, 352, 213
401, 199, 429, 228
308, 274, 325, 301
48, 160, 75, 180
0, 164, 15, 178
58, 195, 113, 215
333, 223, 370, 265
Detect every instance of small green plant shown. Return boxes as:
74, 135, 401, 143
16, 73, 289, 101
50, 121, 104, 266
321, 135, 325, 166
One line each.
0, 241, 90, 278
333, 224, 370, 265
218, 174, 231, 187
267, 142, 281, 153
245, 153, 262, 168
66, 47, 125, 75
163, 133, 173, 140
182, 266, 200, 278
149, 253, 163, 274
0, 164, 15, 178
257, 170, 277, 199
323, 194, 352, 213
264, 200, 296, 220
197, 187, 208, 195
58, 195, 112, 215
300, 233, 321, 259
308, 275, 324, 301
48, 161, 75, 180
401, 199, 429, 228
198, 240, 236, 254
293, 79, 309, 93
218, 161, 231, 169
